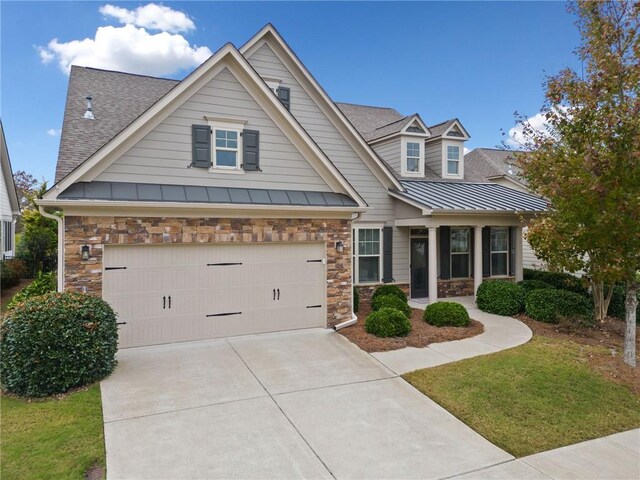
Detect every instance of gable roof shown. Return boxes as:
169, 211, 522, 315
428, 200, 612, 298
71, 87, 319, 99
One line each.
0, 121, 20, 214
56, 67, 178, 183
45, 42, 367, 208
464, 148, 527, 186
426, 118, 470, 141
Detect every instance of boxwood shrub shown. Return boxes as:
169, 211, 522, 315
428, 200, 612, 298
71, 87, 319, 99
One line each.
6, 271, 57, 310
476, 280, 525, 316
524, 269, 588, 297
371, 284, 407, 303
365, 307, 411, 338
423, 302, 469, 327
525, 289, 593, 325
371, 294, 411, 317
517, 279, 555, 295
0, 292, 118, 397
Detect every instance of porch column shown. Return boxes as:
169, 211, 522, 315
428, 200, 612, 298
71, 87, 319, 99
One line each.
428, 227, 438, 302
515, 226, 524, 282
474, 226, 483, 298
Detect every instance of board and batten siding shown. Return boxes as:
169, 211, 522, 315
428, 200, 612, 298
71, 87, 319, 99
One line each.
245, 43, 395, 224
372, 139, 401, 175
425, 141, 442, 177
95, 68, 330, 192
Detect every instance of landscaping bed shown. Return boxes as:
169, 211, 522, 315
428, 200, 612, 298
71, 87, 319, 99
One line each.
339, 301, 483, 353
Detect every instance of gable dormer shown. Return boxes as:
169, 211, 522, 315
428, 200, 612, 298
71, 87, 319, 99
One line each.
425, 119, 470, 179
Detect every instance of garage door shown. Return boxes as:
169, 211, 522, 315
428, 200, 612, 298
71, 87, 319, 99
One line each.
103, 243, 327, 348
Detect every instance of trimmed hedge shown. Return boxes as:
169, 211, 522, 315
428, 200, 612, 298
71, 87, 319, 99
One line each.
371, 284, 407, 303
353, 287, 360, 314
523, 269, 588, 297
424, 302, 470, 327
0, 292, 118, 397
365, 307, 411, 338
476, 280, 525, 316
517, 279, 556, 294
371, 294, 411, 317
525, 289, 593, 325
6, 271, 57, 310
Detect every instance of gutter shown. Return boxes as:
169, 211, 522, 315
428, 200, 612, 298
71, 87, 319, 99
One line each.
38, 206, 64, 292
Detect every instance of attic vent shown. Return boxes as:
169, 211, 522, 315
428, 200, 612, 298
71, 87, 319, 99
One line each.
83, 96, 95, 120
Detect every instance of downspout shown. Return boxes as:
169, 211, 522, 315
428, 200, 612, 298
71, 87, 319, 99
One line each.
39, 206, 64, 292
333, 211, 361, 331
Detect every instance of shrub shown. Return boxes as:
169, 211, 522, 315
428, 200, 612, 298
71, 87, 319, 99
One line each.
526, 270, 589, 297
476, 280, 525, 316
0, 260, 20, 289
371, 294, 411, 317
424, 302, 470, 327
353, 287, 360, 313
371, 284, 407, 303
6, 271, 57, 310
523, 268, 537, 281
526, 289, 594, 325
365, 307, 411, 338
0, 292, 118, 397
517, 279, 556, 295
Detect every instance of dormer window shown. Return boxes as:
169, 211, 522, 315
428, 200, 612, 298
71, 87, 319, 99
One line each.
401, 137, 424, 177
447, 145, 460, 175
406, 142, 420, 172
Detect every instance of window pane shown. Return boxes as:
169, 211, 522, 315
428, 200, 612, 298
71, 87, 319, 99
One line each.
452, 253, 470, 278
447, 145, 460, 160
491, 227, 508, 252
407, 142, 420, 157
215, 130, 238, 149
451, 228, 469, 253
447, 160, 458, 174
491, 252, 507, 276
407, 157, 419, 172
216, 150, 237, 167
359, 256, 379, 283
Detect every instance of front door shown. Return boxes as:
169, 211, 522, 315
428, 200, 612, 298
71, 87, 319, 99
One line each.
410, 238, 428, 298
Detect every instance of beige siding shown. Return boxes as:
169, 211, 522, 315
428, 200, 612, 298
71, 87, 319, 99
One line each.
425, 140, 442, 177
522, 227, 545, 269
246, 43, 395, 223
372, 138, 401, 176
392, 226, 410, 284
96, 68, 330, 191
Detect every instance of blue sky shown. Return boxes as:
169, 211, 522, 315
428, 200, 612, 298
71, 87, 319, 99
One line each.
1, 1, 581, 184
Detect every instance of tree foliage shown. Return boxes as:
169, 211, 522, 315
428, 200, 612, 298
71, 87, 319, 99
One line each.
12, 170, 38, 209
512, 1, 639, 366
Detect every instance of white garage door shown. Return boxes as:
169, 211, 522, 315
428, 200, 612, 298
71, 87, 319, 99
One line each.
103, 243, 327, 348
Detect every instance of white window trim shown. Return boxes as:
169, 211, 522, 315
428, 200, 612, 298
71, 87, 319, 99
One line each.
352, 225, 383, 285
450, 227, 471, 279
401, 137, 424, 177
442, 140, 464, 179
490, 226, 509, 277
206, 118, 247, 174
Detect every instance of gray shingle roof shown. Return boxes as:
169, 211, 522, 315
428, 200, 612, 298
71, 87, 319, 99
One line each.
464, 148, 526, 184
336, 102, 405, 139
55, 66, 178, 183
393, 180, 546, 212
58, 181, 359, 207
427, 119, 457, 138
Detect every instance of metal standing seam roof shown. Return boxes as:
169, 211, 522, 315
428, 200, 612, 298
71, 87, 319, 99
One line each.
394, 180, 547, 212
58, 181, 360, 207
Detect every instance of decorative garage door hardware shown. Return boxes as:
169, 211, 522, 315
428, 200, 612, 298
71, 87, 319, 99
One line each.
206, 312, 242, 317
206, 262, 243, 266
105, 266, 127, 270
306, 305, 322, 309
163, 296, 172, 309
306, 259, 323, 263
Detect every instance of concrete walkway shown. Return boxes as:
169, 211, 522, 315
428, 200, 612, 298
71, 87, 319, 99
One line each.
452, 429, 640, 479
371, 296, 533, 374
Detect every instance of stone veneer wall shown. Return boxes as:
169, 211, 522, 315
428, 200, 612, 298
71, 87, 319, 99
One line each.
437, 279, 475, 298
64, 216, 352, 327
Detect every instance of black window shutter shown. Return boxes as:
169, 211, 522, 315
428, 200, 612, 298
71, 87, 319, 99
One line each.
382, 226, 393, 283
509, 227, 516, 276
440, 226, 450, 280
242, 130, 260, 171
470, 229, 475, 278
191, 125, 211, 168
277, 86, 290, 110
482, 227, 491, 277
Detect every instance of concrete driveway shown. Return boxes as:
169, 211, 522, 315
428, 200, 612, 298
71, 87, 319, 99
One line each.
101, 329, 512, 479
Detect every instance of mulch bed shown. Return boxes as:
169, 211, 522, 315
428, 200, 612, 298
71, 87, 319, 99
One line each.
516, 313, 640, 395
338, 301, 483, 353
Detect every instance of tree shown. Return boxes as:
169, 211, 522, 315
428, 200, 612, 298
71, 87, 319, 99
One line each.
13, 170, 38, 209
511, 1, 639, 367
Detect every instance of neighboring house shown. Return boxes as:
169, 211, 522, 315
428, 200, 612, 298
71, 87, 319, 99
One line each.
39, 25, 546, 348
465, 148, 546, 269
0, 121, 20, 259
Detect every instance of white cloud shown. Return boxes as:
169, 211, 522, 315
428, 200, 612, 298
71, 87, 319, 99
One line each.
463, 147, 470, 155
99, 4, 195, 33
47, 128, 60, 137
38, 23, 212, 77
507, 112, 550, 147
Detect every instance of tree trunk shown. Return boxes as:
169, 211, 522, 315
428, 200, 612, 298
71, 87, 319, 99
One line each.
592, 281, 614, 322
624, 281, 638, 368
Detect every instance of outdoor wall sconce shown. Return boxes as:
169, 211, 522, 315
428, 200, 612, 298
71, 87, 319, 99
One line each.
81, 245, 90, 261
335, 241, 344, 253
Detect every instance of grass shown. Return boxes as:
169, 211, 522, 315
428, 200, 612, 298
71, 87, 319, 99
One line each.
1, 384, 106, 480
403, 336, 640, 457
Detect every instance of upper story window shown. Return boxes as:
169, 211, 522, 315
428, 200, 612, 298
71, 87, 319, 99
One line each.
401, 137, 424, 177
214, 129, 240, 169
406, 142, 420, 172
447, 145, 460, 175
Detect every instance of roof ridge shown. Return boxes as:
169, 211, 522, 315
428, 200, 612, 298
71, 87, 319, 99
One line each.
374, 115, 411, 130
72, 65, 180, 82
335, 101, 400, 111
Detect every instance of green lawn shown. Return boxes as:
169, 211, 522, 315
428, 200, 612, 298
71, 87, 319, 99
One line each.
404, 336, 640, 457
1, 385, 106, 480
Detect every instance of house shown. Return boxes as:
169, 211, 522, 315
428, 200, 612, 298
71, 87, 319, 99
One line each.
38, 24, 546, 348
0, 121, 20, 260
464, 148, 545, 269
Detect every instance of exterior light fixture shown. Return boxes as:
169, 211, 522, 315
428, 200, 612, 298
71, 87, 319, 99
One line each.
81, 245, 90, 261
335, 241, 344, 253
